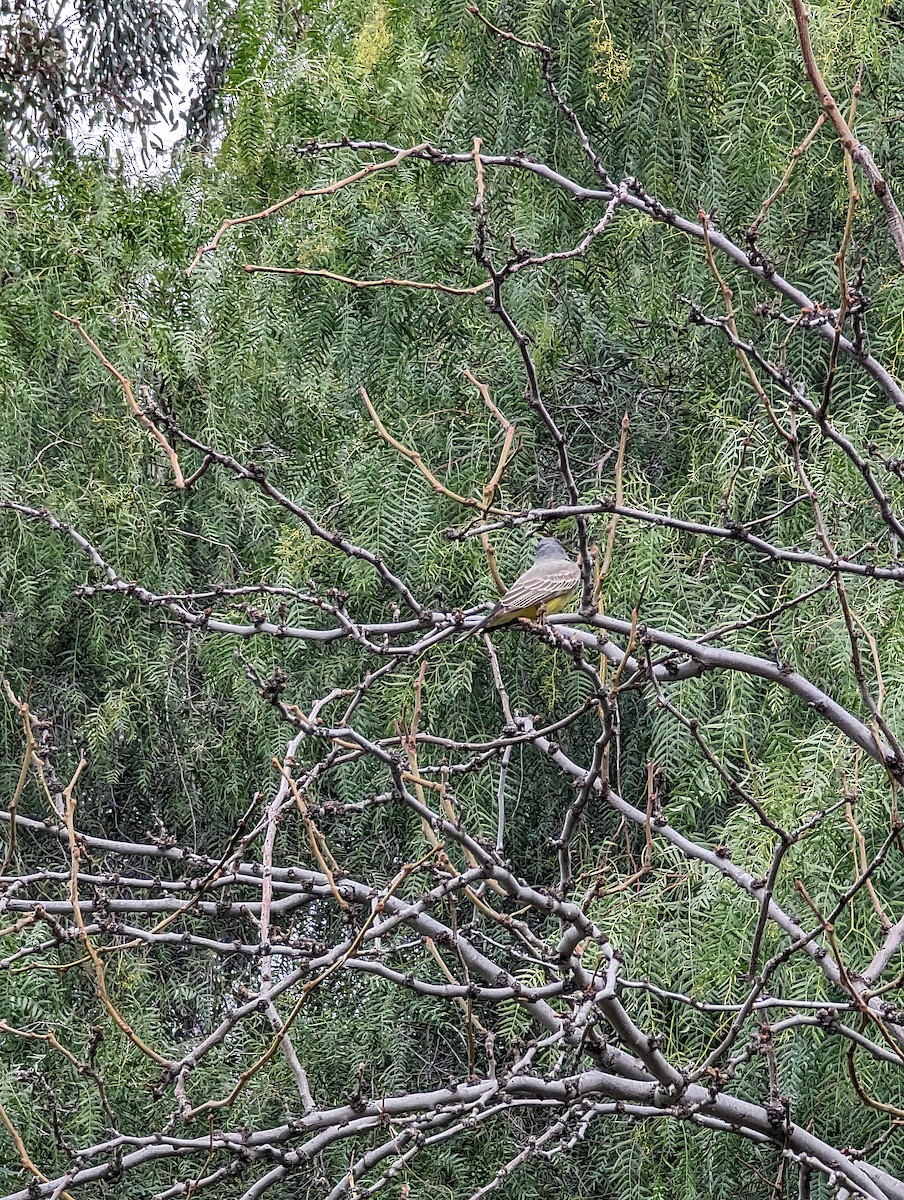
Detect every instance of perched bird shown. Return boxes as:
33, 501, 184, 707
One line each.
462, 537, 581, 639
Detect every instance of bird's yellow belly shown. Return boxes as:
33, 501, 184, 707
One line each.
543, 589, 578, 616
487, 586, 577, 628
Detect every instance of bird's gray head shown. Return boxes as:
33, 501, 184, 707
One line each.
535, 537, 571, 561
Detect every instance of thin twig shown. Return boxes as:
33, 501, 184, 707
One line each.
243, 264, 492, 296
789, 0, 904, 266
54, 312, 188, 487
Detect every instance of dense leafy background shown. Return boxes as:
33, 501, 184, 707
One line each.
3, 0, 904, 1195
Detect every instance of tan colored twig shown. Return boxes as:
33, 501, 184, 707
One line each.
187, 143, 431, 274
846, 1040, 904, 1119
747, 114, 826, 241
400, 664, 447, 858
0, 682, 33, 875
794, 880, 857, 995
0, 1099, 75, 1200
0, 1020, 83, 1071
359, 386, 513, 518
402, 666, 506, 898
425, 938, 489, 1035
478, 535, 506, 596
403, 665, 466, 866
53, 312, 188, 488
465, 370, 517, 510
468, 4, 547, 51
463, 368, 518, 595
472, 135, 486, 210
274, 758, 351, 913
789, 0, 904, 267
844, 780, 890, 932
851, 607, 886, 716
609, 588, 645, 690
401, 769, 445, 793
821, 71, 862, 417
58, 755, 172, 1067
243, 264, 491, 296
596, 412, 629, 603
0, 915, 37, 941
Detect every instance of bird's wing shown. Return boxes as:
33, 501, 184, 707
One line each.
498, 560, 581, 613
459, 559, 580, 641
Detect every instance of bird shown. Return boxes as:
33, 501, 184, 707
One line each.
461, 537, 581, 639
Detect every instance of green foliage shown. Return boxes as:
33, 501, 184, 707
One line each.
4, 0, 904, 1195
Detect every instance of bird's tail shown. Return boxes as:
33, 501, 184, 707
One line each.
456, 607, 499, 643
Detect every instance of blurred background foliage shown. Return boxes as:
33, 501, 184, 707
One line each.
3, 0, 904, 1195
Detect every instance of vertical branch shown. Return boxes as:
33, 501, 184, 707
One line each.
596, 412, 629, 603
472, 135, 489, 269
260, 741, 316, 1112
469, 132, 593, 605
820, 70, 862, 419
464, 366, 518, 596
798, 1163, 811, 1200
788, 0, 904, 266
424, 938, 488, 1051
845, 791, 891, 932
276, 760, 350, 914
57, 755, 172, 1067
469, 141, 510, 597
0, 682, 34, 876
400, 662, 444, 855
482, 635, 516, 855
0, 1100, 75, 1200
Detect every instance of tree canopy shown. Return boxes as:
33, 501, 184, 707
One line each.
4, 1, 904, 1197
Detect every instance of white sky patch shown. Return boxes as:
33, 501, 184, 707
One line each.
54, 0, 204, 172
